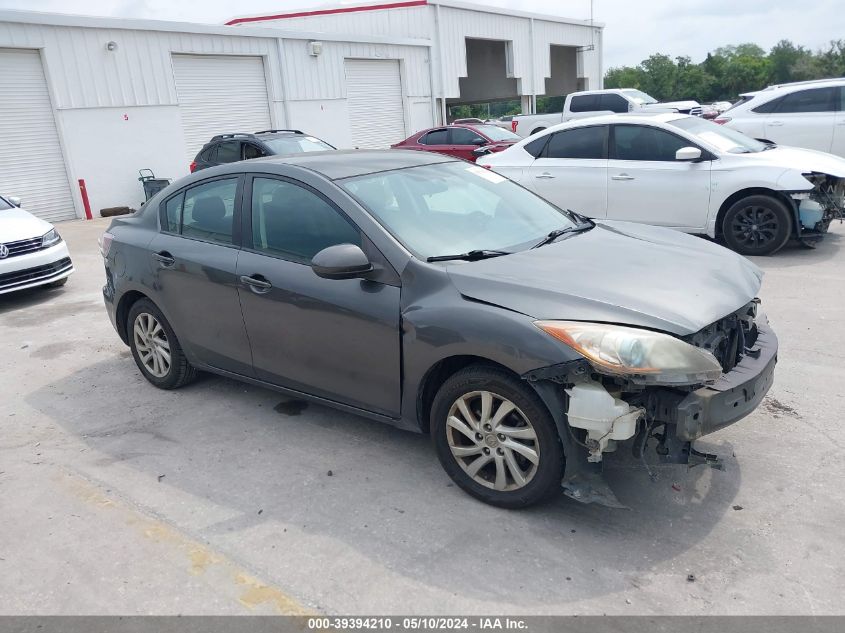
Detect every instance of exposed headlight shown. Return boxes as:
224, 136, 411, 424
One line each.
42, 228, 62, 247
535, 321, 723, 385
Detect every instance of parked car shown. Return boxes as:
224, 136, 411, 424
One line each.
512, 89, 701, 137
101, 150, 776, 509
480, 112, 845, 255
0, 194, 73, 294
190, 130, 335, 172
391, 124, 522, 162
716, 78, 845, 157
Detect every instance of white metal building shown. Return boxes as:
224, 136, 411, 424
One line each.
0, 3, 602, 221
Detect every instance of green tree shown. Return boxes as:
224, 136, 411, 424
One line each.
769, 40, 813, 84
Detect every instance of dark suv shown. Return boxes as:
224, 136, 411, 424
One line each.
190, 130, 335, 172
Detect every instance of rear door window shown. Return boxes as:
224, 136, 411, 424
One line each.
181, 178, 239, 244
524, 136, 550, 158
569, 94, 599, 113
243, 143, 266, 160
215, 141, 240, 163
774, 87, 837, 113
544, 126, 607, 159
163, 192, 184, 233
420, 129, 449, 145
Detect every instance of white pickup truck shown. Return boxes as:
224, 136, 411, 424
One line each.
511, 88, 701, 137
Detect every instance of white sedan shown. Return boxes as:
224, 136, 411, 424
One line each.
0, 194, 74, 294
479, 112, 845, 255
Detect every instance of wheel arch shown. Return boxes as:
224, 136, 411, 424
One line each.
714, 187, 797, 239
416, 355, 522, 434
115, 289, 151, 344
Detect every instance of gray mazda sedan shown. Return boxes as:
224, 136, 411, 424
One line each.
101, 150, 777, 509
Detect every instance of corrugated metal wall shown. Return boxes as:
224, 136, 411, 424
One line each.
259, 5, 431, 39
0, 20, 431, 109
281, 39, 431, 101
241, 3, 603, 100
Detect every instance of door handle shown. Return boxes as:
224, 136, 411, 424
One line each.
152, 251, 175, 267
611, 174, 635, 181
769, 120, 784, 127
535, 172, 556, 179
240, 275, 272, 293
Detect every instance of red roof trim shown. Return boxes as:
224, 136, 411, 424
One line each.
225, 0, 428, 26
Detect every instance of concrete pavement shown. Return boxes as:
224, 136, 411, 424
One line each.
1, 217, 843, 615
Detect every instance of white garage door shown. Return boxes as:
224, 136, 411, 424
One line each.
172, 55, 272, 159
0, 49, 75, 222
345, 59, 406, 149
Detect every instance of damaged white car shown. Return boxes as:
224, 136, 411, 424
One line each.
480, 112, 845, 255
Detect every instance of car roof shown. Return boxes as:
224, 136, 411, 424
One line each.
552, 112, 687, 129
249, 149, 456, 180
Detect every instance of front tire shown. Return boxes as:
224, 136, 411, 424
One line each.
721, 195, 792, 256
127, 298, 196, 389
430, 365, 564, 508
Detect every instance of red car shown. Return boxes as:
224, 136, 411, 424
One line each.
391, 124, 521, 162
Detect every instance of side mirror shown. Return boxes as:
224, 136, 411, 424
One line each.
7, 196, 21, 207
675, 147, 702, 162
472, 138, 488, 146
472, 146, 493, 157
311, 244, 373, 280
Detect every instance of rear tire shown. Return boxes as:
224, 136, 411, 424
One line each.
721, 195, 792, 256
430, 365, 564, 508
127, 298, 196, 389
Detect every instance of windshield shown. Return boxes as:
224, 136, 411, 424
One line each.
670, 116, 767, 154
0, 197, 11, 211
263, 135, 334, 154
474, 125, 520, 142
621, 89, 658, 105
339, 162, 578, 260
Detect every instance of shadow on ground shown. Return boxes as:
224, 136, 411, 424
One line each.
27, 354, 745, 607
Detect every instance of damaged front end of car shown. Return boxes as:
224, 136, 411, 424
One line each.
523, 300, 777, 509
790, 172, 845, 246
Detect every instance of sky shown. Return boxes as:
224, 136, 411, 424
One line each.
1, 0, 844, 69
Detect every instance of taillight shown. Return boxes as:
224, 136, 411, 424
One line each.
99, 232, 114, 258
189, 161, 197, 172
511, 120, 518, 133
714, 117, 730, 125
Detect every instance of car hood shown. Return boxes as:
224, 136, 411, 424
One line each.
737, 145, 845, 179
0, 207, 53, 242
446, 221, 763, 336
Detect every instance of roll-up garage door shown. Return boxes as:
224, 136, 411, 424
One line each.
0, 49, 76, 222
345, 59, 406, 149
172, 54, 272, 159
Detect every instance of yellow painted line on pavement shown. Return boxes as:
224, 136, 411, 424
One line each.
60, 470, 314, 615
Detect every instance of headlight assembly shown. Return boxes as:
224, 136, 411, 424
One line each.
42, 228, 62, 247
535, 320, 723, 385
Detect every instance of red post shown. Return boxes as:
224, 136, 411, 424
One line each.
77, 179, 93, 220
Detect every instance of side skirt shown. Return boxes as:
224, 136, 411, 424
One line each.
195, 363, 419, 433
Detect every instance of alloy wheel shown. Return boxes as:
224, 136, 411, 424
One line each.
133, 312, 171, 378
730, 205, 779, 249
446, 390, 539, 491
